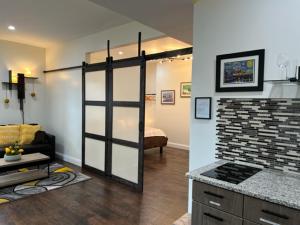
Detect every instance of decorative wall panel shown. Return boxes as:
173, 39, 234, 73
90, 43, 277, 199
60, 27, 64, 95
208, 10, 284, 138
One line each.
217, 98, 300, 173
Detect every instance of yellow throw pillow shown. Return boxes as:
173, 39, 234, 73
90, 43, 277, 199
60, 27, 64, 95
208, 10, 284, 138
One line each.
19, 124, 41, 145
0, 125, 20, 145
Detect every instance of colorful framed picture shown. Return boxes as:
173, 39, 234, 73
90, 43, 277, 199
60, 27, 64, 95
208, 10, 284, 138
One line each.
161, 90, 175, 105
195, 97, 212, 119
216, 49, 265, 92
180, 82, 192, 97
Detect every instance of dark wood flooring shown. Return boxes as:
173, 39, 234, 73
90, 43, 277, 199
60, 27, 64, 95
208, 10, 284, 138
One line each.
0, 147, 189, 225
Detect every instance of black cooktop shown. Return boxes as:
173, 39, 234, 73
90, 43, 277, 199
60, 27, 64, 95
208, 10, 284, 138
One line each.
201, 163, 262, 184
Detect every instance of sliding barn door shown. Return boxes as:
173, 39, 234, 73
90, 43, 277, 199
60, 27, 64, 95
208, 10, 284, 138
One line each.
83, 54, 146, 191
110, 56, 146, 190
82, 63, 107, 174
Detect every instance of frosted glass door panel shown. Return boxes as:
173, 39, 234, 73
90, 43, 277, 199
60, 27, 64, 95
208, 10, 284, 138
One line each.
85, 71, 106, 101
85, 106, 105, 136
113, 66, 140, 101
85, 138, 105, 171
113, 107, 139, 142
112, 144, 138, 183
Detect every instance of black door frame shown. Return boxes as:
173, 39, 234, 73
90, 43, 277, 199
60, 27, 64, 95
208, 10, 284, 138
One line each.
82, 52, 147, 191
110, 52, 146, 191
82, 47, 193, 192
82, 61, 107, 176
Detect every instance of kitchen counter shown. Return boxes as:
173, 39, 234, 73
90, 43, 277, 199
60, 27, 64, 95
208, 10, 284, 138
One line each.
187, 160, 300, 210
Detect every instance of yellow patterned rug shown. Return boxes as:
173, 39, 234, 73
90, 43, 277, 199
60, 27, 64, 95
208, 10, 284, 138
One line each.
0, 163, 90, 205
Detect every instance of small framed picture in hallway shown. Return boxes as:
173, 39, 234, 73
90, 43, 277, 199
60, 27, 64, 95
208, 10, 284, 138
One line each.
195, 97, 212, 119
161, 90, 175, 105
180, 82, 192, 97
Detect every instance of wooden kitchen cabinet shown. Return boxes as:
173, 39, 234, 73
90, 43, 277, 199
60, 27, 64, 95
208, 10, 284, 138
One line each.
192, 181, 300, 225
244, 196, 299, 225
193, 181, 243, 217
192, 201, 243, 225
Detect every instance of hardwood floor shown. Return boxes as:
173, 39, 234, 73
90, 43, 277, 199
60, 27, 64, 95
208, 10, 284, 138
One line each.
0, 147, 189, 225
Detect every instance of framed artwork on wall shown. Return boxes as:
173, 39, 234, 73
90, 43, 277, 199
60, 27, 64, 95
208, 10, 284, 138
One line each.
161, 90, 175, 105
195, 97, 212, 119
180, 82, 192, 97
216, 49, 265, 92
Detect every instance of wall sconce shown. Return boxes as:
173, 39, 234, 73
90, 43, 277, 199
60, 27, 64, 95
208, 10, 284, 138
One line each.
1, 70, 38, 123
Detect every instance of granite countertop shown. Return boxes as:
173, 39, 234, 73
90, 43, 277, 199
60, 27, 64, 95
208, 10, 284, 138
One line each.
187, 160, 300, 210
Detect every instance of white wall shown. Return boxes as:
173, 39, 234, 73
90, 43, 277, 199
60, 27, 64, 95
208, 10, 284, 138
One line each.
145, 62, 157, 127
189, 0, 300, 211
0, 40, 45, 125
154, 60, 192, 149
45, 22, 163, 165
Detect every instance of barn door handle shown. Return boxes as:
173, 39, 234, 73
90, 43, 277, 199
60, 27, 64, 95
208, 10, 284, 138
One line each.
139, 122, 144, 132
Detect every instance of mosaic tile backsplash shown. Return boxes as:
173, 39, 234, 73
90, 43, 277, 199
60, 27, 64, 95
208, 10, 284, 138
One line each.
217, 98, 300, 173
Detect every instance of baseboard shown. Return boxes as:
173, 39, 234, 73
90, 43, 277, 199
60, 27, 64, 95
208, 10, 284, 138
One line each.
167, 142, 189, 150
55, 152, 82, 166
55, 143, 188, 166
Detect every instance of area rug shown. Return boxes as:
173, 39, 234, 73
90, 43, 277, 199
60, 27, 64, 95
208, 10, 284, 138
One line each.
0, 163, 91, 205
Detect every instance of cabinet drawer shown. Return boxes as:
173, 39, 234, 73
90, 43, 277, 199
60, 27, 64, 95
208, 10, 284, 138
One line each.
192, 201, 243, 225
193, 181, 243, 217
244, 196, 300, 225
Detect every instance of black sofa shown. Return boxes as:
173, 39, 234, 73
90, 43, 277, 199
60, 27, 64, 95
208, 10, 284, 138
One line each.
0, 133, 56, 162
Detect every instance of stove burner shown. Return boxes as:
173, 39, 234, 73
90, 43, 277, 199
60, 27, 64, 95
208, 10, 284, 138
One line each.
201, 163, 261, 184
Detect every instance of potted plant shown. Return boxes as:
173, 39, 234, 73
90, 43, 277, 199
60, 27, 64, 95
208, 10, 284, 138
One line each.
4, 142, 24, 162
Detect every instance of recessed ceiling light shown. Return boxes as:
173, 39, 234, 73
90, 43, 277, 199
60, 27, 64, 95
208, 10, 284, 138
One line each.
8, 25, 16, 31
118, 51, 124, 55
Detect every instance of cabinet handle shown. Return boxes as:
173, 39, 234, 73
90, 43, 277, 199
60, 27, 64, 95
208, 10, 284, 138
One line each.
204, 191, 224, 199
209, 200, 221, 207
204, 213, 223, 222
139, 121, 144, 132
259, 218, 281, 225
262, 209, 289, 220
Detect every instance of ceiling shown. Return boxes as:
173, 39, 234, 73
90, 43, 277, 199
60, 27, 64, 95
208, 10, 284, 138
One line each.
88, 37, 191, 63
89, 0, 194, 44
0, 0, 131, 48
